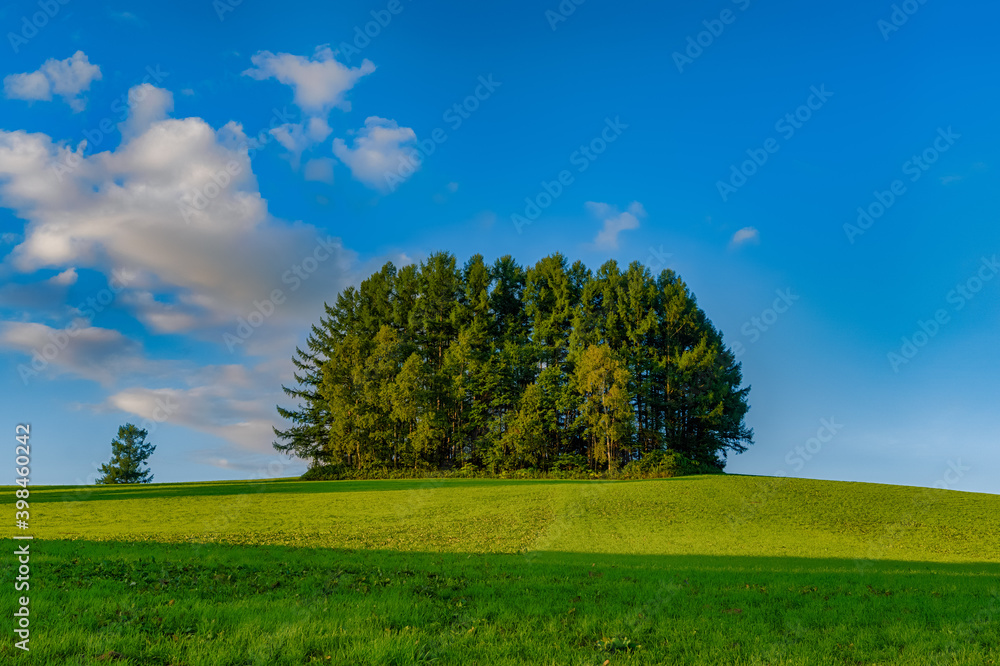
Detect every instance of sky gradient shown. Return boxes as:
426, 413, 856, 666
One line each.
1, 0, 997, 492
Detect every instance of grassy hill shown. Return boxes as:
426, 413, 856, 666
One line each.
4, 475, 999, 664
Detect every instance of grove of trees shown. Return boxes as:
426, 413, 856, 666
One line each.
274, 252, 752, 474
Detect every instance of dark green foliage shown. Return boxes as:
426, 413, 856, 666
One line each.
299, 447, 715, 481
619, 449, 720, 478
276, 252, 753, 473
95, 423, 156, 484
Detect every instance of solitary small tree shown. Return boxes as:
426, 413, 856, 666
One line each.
96, 424, 156, 484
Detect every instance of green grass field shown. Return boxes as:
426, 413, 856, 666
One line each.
4, 475, 999, 664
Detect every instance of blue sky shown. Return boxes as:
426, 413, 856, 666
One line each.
1, 0, 997, 492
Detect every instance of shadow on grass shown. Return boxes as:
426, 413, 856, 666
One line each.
20, 475, 714, 503
27, 538, 1000, 577
7, 539, 999, 664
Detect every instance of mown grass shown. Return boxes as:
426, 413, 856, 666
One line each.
2, 475, 999, 664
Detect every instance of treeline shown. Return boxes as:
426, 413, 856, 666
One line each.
274, 252, 752, 473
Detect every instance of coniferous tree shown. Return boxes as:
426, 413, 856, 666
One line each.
574, 345, 634, 471
272, 289, 355, 465
274, 252, 753, 473
96, 424, 156, 484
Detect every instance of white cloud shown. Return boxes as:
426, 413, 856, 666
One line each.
269, 124, 309, 160
1, 319, 303, 453
118, 84, 174, 141
306, 116, 332, 142
268, 117, 332, 168
98, 361, 298, 454
0, 321, 162, 385
0, 82, 423, 463
48, 268, 77, 285
243, 47, 373, 169
117, 290, 205, 334
1, 324, 299, 453
0, 269, 76, 310
0, 84, 360, 339
4, 51, 102, 112
105, 384, 276, 453
242, 46, 374, 116
303, 157, 335, 184
333, 116, 419, 192
5, 71, 49, 100
730, 226, 760, 248
588, 201, 645, 250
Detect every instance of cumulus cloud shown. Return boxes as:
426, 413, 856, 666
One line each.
2, 320, 303, 453
242, 46, 374, 116
0, 269, 77, 310
118, 84, 174, 141
269, 117, 332, 168
117, 290, 206, 334
0, 80, 422, 461
730, 226, 760, 248
4, 51, 102, 112
0, 83, 362, 342
588, 201, 645, 250
106, 385, 275, 453
242, 46, 375, 169
102, 363, 290, 453
240, 45, 416, 192
0, 321, 162, 385
333, 116, 419, 192
49, 267, 78, 285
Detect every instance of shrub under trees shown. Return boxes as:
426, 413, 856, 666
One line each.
274, 252, 752, 474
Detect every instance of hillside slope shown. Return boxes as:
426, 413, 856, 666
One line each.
4, 475, 1000, 664
19, 474, 1000, 563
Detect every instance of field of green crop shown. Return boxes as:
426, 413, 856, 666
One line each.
3, 475, 999, 664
